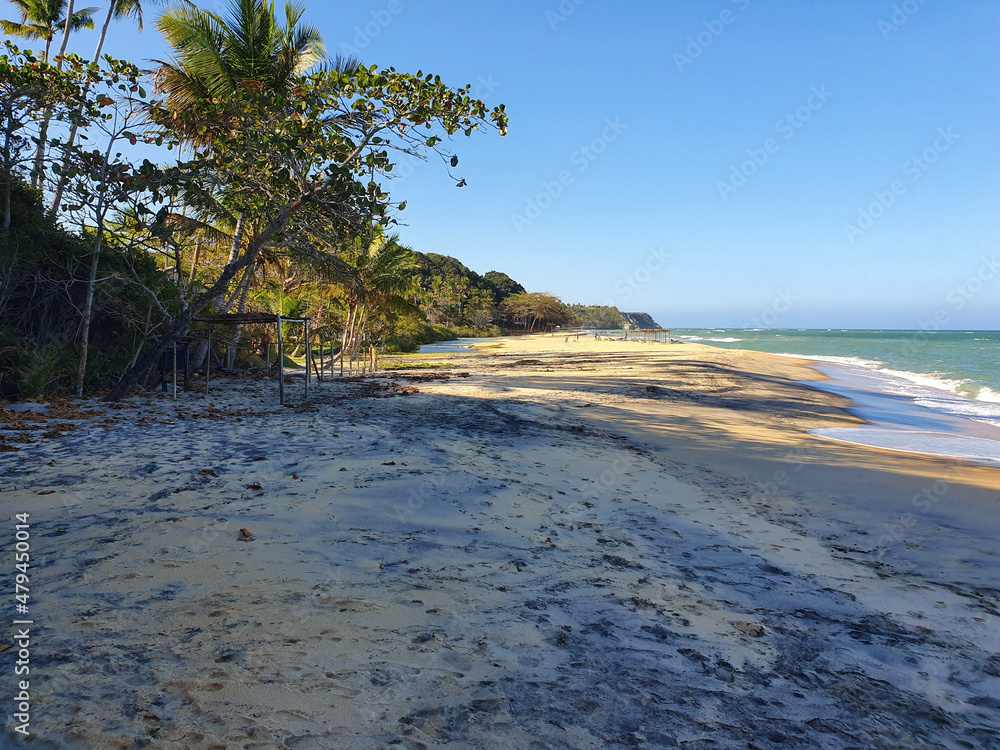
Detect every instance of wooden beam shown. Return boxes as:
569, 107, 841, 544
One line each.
276, 315, 284, 406
206, 325, 211, 397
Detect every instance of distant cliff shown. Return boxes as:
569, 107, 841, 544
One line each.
619, 312, 663, 330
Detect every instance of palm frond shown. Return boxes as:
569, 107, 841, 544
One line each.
326, 53, 360, 75
278, 243, 355, 284
70, 6, 98, 30
111, 0, 144, 31
0, 19, 48, 39
165, 213, 234, 243
158, 7, 233, 99
155, 0, 323, 120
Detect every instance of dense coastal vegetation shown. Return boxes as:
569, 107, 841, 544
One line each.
398, 254, 661, 349
0, 0, 656, 399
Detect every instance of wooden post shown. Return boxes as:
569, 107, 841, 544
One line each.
206, 325, 211, 397
304, 319, 310, 401
276, 315, 284, 406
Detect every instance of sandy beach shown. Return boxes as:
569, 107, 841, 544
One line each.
3, 336, 1000, 749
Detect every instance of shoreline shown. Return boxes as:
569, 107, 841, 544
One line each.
479, 332, 1000, 471
668, 328, 1000, 421
3, 335, 1000, 748
803, 359, 1000, 468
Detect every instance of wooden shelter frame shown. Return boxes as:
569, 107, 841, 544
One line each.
192, 313, 312, 405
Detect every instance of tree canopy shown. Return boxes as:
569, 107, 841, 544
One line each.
500, 292, 566, 332
0, 0, 657, 400
0, 0, 510, 399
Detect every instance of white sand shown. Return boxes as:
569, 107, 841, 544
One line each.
2, 337, 999, 748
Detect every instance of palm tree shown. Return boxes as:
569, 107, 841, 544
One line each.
49, 0, 171, 215
151, 0, 328, 319
155, 0, 325, 123
149, 0, 366, 376
2, 0, 96, 187
94, 0, 165, 60
336, 230, 418, 374
1, 0, 96, 63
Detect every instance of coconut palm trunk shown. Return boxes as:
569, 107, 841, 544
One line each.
49, 1, 124, 214
31, 0, 77, 189
225, 266, 254, 368
2, 2, 93, 190
351, 305, 367, 373
216, 211, 248, 367
340, 303, 357, 375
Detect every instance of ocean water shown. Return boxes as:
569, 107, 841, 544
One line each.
672, 329, 1000, 465
417, 337, 498, 354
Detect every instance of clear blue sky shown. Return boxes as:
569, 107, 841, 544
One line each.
46, 0, 1000, 328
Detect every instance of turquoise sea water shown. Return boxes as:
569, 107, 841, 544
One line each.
417, 337, 498, 354
672, 329, 1000, 403
672, 328, 1000, 464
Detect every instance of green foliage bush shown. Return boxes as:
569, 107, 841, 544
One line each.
0, 179, 168, 398
564, 304, 625, 329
